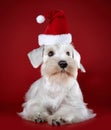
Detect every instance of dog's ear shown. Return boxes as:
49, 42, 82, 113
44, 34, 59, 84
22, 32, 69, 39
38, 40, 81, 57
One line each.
73, 48, 86, 73
27, 46, 43, 68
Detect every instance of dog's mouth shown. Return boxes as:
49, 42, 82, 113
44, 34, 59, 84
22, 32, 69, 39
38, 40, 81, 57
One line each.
61, 69, 65, 73
51, 68, 74, 77
47, 68, 76, 84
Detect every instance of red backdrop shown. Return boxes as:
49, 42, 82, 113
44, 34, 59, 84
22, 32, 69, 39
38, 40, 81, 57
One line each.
0, 0, 111, 129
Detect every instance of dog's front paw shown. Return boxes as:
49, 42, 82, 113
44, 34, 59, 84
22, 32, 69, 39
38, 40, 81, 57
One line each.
52, 118, 66, 126
48, 117, 66, 126
30, 113, 46, 123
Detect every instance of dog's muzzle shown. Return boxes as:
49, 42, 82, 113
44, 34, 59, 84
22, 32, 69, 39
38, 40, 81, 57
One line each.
58, 60, 68, 69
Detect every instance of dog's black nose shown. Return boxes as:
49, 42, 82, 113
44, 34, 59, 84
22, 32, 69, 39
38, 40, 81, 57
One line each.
58, 60, 68, 68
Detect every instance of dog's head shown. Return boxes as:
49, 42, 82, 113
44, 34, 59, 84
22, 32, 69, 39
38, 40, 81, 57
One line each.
28, 44, 85, 80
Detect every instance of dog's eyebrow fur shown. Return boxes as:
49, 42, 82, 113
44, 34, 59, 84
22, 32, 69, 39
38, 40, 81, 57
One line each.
47, 48, 55, 52
44, 44, 74, 56
44, 45, 58, 54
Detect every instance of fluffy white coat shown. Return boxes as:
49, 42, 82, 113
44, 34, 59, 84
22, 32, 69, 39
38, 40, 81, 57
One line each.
19, 44, 96, 125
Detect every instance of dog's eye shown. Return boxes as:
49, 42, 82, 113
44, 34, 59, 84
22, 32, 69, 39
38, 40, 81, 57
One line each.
66, 51, 70, 56
48, 51, 54, 57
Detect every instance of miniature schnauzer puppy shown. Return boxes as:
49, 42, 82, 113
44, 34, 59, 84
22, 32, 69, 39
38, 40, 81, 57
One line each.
19, 43, 96, 126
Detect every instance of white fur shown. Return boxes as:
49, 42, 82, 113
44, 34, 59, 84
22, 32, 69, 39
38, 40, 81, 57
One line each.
19, 44, 96, 126
73, 49, 86, 72
27, 46, 43, 68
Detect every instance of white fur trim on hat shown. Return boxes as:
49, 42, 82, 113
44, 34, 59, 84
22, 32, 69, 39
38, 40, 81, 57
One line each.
38, 33, 72, 46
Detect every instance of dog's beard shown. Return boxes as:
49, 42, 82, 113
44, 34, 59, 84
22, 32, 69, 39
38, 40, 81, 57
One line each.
41, 58, 78, 83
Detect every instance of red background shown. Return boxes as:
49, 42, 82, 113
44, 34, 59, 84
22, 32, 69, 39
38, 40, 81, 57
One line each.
0, 0, 111, 130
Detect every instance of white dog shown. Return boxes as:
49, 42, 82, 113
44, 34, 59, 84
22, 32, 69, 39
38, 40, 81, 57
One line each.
19, 43, 96, 126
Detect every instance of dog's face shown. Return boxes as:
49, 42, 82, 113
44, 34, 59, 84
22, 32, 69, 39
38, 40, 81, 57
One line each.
41, 44, 78, 81
27, 43, 85, 82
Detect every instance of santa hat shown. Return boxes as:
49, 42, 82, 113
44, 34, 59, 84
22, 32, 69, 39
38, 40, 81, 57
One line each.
36, 10, 72, 46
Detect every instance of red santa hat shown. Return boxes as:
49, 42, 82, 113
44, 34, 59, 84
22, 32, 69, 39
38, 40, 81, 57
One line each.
36, 10, 72, 46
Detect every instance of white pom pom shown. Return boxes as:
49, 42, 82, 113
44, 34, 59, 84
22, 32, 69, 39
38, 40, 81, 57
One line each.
36, 15, 45, 24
